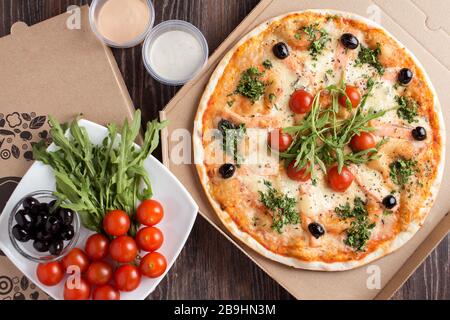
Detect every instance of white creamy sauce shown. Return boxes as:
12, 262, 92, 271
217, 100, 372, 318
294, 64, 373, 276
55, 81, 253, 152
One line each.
148, 30, 204, 81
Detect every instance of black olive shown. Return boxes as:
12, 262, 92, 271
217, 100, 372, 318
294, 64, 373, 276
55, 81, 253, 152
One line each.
44, 216, 62, 235
15, 210, 35, 230
38, 202, 50, 212
23, 197, 39, 209
57, 208, 74, 226
35, 230, 52, 242
308, 222, 325, 239
272, 42, 290, 59
219, 163, 236, 179
340, 33, 359, 50
398, 68, 413, 85
12, 225, 31, 242
411, 126, 427, 141
33, 240, 50, 253
49, 240, 64, 256
382, 195, 397, 209
48, 200, 57, 212
34, 212, 49, 228
59, 225, 75, 241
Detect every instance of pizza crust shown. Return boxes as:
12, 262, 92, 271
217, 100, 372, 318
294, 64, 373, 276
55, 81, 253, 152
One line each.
194, 9, 446, 271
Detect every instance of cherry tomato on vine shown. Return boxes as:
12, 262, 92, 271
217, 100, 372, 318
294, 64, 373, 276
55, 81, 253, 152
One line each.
109, 236, 138, 263
85, 233, 109, 261
92, 285, 120, 300
289, 89, 314, 114
61, 248, 90, 273
86, 261, 113, 286
136, 200, 164, 226
339, 85, 361, 108
268, 129, 293, 152
350, 132, 376, 152
136, 227, 164, 252
114, 265, 141, 292
103, 210, 130, 237
63, 277, 91, 300
36, 261, 64, 286
286, 161, 311, 182
328, 165, 355, 192
139, 252, 167, 278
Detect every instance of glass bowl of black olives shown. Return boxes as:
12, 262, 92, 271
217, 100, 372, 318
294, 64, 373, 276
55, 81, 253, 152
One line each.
8, 190, 80, 263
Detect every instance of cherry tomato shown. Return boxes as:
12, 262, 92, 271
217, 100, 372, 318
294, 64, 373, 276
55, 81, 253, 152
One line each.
339, 85, 361, 108
136, 227, 164, 252
114, 265, 141, 292
86, 261, 113, 286
61, 248, 90, 273
103, 210, 130, 237
109, 236, 138, 263
85, 233, 109, 261
268, 129, 293, 152
328, 165, 355, 192
63, 277, 91, 300
136, 200, 164, 226
286, 161, 311, 182
36, 261, 64, 286
350, 132, 376, 152
139, 252, 167, 278
289, 89, 314, 114
92, 285, 120, 300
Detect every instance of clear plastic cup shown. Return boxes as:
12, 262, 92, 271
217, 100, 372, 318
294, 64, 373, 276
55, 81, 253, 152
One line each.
89, 0, 155, 48
142, 20, 209, 86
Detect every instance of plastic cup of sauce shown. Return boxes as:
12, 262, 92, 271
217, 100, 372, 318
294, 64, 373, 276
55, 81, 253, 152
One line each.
89, 0, 155, 48
142, 20, 209, 86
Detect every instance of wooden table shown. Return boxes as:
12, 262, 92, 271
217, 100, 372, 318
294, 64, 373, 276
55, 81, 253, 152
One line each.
1, 0, 448, 300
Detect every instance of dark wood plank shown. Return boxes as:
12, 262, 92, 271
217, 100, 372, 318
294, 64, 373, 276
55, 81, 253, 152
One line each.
0, 0, 448, 300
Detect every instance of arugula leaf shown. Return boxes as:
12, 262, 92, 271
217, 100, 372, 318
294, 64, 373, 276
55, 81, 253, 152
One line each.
280, 80, 391, 180
259, 180, 299, 233
33, 110, 168, 234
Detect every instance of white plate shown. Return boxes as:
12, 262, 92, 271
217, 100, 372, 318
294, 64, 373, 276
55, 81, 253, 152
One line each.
0, 119, 198, 300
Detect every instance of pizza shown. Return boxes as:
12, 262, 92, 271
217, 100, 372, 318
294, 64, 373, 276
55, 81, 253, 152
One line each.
194, 10, 445, 270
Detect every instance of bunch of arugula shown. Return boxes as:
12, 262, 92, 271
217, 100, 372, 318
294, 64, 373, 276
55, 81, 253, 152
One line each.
279, 79, 391, 183
33, 111, 168, 235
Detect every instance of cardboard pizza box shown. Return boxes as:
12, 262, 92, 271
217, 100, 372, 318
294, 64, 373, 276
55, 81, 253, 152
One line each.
0, 6, 135, 300
160, 0, 450, 299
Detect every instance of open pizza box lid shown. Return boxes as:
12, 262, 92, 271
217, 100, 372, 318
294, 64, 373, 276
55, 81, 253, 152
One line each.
0, 6, 135, 300
160, 0, 450, 299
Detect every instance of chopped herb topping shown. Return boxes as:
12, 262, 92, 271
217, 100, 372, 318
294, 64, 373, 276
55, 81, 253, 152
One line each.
336, 197, 375, 251
262, 59, 273, 69
396, 95, 419, 123
355, 43, 385, 75
218, 119, 246, 166
297, 23, 330, 60
227, 100, 235, 107
389, 158, 417, 189
269, 93, 276, 102
259, 180, 299, 233
235, 67, 266, 103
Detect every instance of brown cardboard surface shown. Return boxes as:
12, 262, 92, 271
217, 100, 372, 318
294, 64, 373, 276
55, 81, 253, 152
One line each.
161, 0, 450, 299
0, 5, 135, 300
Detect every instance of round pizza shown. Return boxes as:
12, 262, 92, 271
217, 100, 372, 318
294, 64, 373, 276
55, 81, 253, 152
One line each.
194, 10, 445, 270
